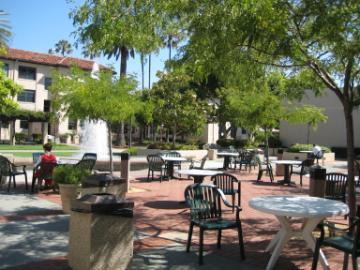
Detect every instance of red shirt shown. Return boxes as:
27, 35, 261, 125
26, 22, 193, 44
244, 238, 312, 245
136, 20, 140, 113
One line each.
41, 153, 57, 163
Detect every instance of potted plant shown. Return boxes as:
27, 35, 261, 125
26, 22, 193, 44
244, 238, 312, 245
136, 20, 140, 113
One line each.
53, 165, 90, 214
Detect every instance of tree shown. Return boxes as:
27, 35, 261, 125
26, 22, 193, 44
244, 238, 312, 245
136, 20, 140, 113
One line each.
53, 39, 73, 57
157, 1, 360, 218
150, 71, 209, 145
70, 0, 164, 145
0, 10, 11, 52
50, 67, 142, 172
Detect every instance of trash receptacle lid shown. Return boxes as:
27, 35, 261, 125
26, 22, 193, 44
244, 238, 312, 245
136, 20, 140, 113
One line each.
71, 193, 134, 216
82, 173, 126, 188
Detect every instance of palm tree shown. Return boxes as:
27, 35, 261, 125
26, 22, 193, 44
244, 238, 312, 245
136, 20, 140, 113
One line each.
0, 10, 11, 49
54, 39, 73, 56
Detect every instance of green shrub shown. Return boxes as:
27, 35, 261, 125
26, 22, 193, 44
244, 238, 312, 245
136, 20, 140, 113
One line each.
15, 133, 27, 143
127, 147, 138, 155
216, 139, 247, 148
287, 143, 331, 153
53, 165, 91, 185
147, 142, 199, 150
32, 134, 43, 144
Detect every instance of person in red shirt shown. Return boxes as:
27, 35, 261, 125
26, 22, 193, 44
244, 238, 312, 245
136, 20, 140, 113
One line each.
33, 143, 58, 189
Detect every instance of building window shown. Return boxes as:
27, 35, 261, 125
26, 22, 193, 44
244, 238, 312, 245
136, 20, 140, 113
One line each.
44, 77, 52, 90
44, 100, 51, 112
1, 122, 9, 128
18, 66, 36, 80
68, 118, 77, 130
241, 128, 247, 135
20, 120, 29, 129
2, 63, 9, 76
17, 89, 36, 103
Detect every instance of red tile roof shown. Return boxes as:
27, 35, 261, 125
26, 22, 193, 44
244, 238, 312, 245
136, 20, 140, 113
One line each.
0, 48, 109, 71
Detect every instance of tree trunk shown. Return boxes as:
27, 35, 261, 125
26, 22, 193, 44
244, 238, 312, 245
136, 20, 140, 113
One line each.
264, 127, 269, 163
0, 120, 2, 142
306, 123, 311, 144
344, 101, 356, 220
128, 117, 132, 147
172, 125, 177, 146
117, 46, 129, 146
148, 54, 151, 89
10, 120, 15, 145
107, 122, 113, 173
140, 53, 145, 90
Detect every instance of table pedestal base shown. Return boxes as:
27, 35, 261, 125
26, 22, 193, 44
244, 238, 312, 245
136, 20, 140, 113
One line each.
265, 216, 329, 270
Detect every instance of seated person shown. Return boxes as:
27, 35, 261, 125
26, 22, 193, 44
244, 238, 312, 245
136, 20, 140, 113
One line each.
33, 143, 58, 188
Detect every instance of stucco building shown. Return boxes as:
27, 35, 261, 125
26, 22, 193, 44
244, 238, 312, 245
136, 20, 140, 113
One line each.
0, 48, 106, 144
280, 90, 360, 148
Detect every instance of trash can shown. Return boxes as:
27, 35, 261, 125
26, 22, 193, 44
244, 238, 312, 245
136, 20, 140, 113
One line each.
68, 193, 134, 270
309, 166, 326, 197
276, 149, 284, 176
81, 173, 126, 198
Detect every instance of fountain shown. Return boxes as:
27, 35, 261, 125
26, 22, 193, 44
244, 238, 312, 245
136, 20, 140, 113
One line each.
80, 119, 109, 160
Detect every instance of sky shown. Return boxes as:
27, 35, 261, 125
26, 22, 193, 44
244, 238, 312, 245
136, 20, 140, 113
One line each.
2, 0, 170, 88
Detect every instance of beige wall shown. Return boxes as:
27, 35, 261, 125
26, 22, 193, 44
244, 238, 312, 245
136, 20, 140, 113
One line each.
0, 60, 80, 141
280, 90, 360, 148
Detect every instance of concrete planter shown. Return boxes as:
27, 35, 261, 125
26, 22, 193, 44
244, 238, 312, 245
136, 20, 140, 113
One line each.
59, 184, 79, 214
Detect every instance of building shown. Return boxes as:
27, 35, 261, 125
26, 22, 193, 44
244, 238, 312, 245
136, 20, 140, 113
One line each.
280, 90, 360, 148
0, 48, 107, 144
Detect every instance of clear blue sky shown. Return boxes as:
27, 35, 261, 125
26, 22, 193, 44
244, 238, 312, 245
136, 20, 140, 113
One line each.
2, 0, 170, 88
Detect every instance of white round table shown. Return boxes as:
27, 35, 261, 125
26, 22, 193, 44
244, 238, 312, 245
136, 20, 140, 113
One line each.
176, 169, 223, 183
273, 160, 302, 185
217, 152, 239, 169
249, 195, 349, 270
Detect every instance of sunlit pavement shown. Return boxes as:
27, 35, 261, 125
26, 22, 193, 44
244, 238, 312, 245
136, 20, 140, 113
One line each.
0, 160, 348, 269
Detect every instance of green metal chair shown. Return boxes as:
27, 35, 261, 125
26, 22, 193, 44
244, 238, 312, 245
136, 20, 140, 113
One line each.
325, 173, 348, 202
146, 154, 166, 182
211, 173, 241, 212
0, 155, 28, 192
256, 155, 274, 182
290, 157, 315, 186
184, 183, 245, 265
312, 209, 360, 270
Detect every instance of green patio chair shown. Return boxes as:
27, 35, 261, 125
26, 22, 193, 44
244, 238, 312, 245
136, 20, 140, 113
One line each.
146, 154, 166, 182
256, 155, 274, 182
184, 183, 245, 265
211, 173, 241, 212
0, 155, 28, 192
312, 208, 360, 270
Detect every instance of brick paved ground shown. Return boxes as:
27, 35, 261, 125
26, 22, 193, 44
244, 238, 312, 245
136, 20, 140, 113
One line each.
0, 164, 349, 270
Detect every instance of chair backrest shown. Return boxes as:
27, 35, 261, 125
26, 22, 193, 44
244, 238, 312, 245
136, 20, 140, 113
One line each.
82, 153, 97, 161
147, 154, 165, 170
32, 152, 43, 164
302, 157, 315, 167
0, 155, 11, 176
211, 173, 239, 194
75, 158, 96, 172
325, 173, 348, 200
165, 151, 181, 158
242, 151, 255, 163
38, 162, 57, 180
184, 184, 222, 222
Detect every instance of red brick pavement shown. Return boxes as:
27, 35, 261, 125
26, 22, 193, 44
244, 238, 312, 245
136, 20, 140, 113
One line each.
2, 169, 347, 269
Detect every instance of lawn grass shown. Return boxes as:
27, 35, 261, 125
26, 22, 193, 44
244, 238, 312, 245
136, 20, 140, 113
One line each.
7, 152, 79, 158
0, 144, 80, 150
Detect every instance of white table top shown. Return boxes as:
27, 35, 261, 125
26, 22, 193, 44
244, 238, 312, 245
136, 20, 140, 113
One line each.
161, 156, 187, 162
217, 152, 239, 157
176, 169, 223, 177
57, 158, 79, 165
273, 160, 302, 165
299, 150, 313, 153
249, 195, 349, 218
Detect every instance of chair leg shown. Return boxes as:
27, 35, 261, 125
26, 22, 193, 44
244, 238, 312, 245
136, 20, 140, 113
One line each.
351, 254, 357, 270
199, 227, 204, 265
343, 253, 349, 270
186, 222, 194, 252
232, 194, 235, 212
217, 229, 222, 249
238, 191, 240, 208
31, 175, 36, 193
24, 172, 28, 191
13, 175, 16, 188
237, 221, 245, 260
269, 167, 274, 182
147, 169, 150, 182
257, 170, 263, 181
311, 239, 321, 270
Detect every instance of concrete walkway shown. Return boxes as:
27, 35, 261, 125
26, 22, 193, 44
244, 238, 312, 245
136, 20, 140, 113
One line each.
0, 159, 349, 270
